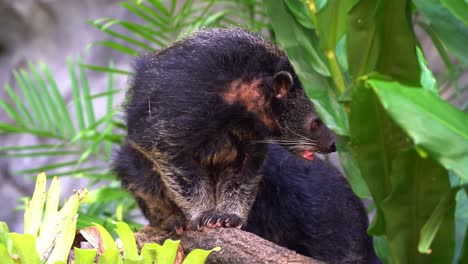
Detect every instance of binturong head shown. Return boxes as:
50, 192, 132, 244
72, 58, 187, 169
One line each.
268, 70, 336, 161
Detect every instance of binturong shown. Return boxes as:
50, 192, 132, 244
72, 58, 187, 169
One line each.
114, 28, 337, 233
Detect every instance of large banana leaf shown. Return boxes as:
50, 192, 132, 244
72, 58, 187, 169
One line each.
347, 0, 421, 85
370, 79, 468, 181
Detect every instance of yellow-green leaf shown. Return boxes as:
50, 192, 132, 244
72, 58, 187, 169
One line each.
74, 248, 98, 264
183, 246, 220, 264
115, 222, 139, 260
10, 233, 42, 264
24, 172, 47, 236
0, 244, 14, 264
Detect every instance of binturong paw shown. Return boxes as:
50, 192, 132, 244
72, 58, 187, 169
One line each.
192, 211, 244, 231
161, 214, 188, 235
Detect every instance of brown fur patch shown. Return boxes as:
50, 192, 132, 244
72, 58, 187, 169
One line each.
200, 139, 238, 168
222, 79, 277, 130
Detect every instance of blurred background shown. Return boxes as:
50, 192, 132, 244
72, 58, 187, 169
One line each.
0, 0, 132, 231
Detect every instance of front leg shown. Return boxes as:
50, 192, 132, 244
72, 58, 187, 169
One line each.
128, 141, 216, 231
196, 153, 263, 229
157, 159, 216, 227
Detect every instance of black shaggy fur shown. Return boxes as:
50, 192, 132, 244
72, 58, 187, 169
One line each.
246, 145, 381, 264
114, 27, 337, 233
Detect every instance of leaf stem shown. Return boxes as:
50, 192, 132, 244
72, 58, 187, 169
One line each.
306, 0, 319, 36
306, 1, 347, 94
326, 49, 346, 94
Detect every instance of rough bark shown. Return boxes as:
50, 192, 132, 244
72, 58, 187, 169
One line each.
135, 226, 324, 264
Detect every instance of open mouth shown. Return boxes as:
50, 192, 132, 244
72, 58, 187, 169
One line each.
301, 149, 315, 161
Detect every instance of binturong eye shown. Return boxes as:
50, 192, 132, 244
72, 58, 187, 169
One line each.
310, 118, 322, 130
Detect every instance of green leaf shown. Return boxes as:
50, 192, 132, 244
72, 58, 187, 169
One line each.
0, 100, 25, 126
88, 20, 155, 52
47, 189, 87, 264
4, 150, 81, 158
68, 58, 86, 131
0, 123, 64, 139
0, 144, 61, 151
336, 136, 371, 198
347, 0, 421, 85
140, 243, 157, 264
369, 79, 468, 180
284, 0, 314, 29
418, 189, 458, 254
349, 84, 411, 235
381, 149, 454, 263
417, 23, 461, 96
3, 84, 32, 126
24, 172, 47, 236
416, 48, 438, 96
9, 233, 42, 264
147, 0, 171, 17
89, 41, 140, 56
454, 187, 468, 263
459, 228, 468, 263
77, 57, 95, 126
28, 62, 65, 136
373, 235, 393, 264
44, 177, 60, 219
98, 249, 123, 264
104, 61, 116, 158
87, 188, 133, 204
13, 70, 42, 129
413, 0, 468, 65
37, 176, 60, 258
80, 64, 131, 75
316, 0, 358, 51
89, 89, 123, 100
15, 161, 79, 175
155, 239, 180, 264
0, 244, 14, 264
113, 21, 167, 47
123, 258, 140, 264
115, 222, 139, 260
74, 248, 98, 264
120, 2, 168, 28
183, 246, 220, 264
94, 223, 118, 251
264, 0, 349, 136
440, 0, 468, 26
0, 222, 13, 253
40, 62, 75, 137
21, 69, 54, 130
52, 166, 103, 177
264, 0, 329, 75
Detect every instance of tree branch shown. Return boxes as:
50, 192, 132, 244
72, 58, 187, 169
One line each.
135, 226, 324, 264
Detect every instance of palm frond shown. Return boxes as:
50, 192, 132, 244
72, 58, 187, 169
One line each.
0, 58, 124, 178
89, 0, 270, 58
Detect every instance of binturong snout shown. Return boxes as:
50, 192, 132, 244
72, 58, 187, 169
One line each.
300, 116, 337, 160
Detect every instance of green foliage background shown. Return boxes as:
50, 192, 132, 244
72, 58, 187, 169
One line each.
0, 0, 467, 263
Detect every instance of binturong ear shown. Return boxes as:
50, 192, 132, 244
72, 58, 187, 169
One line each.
273, 71, 294, 99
